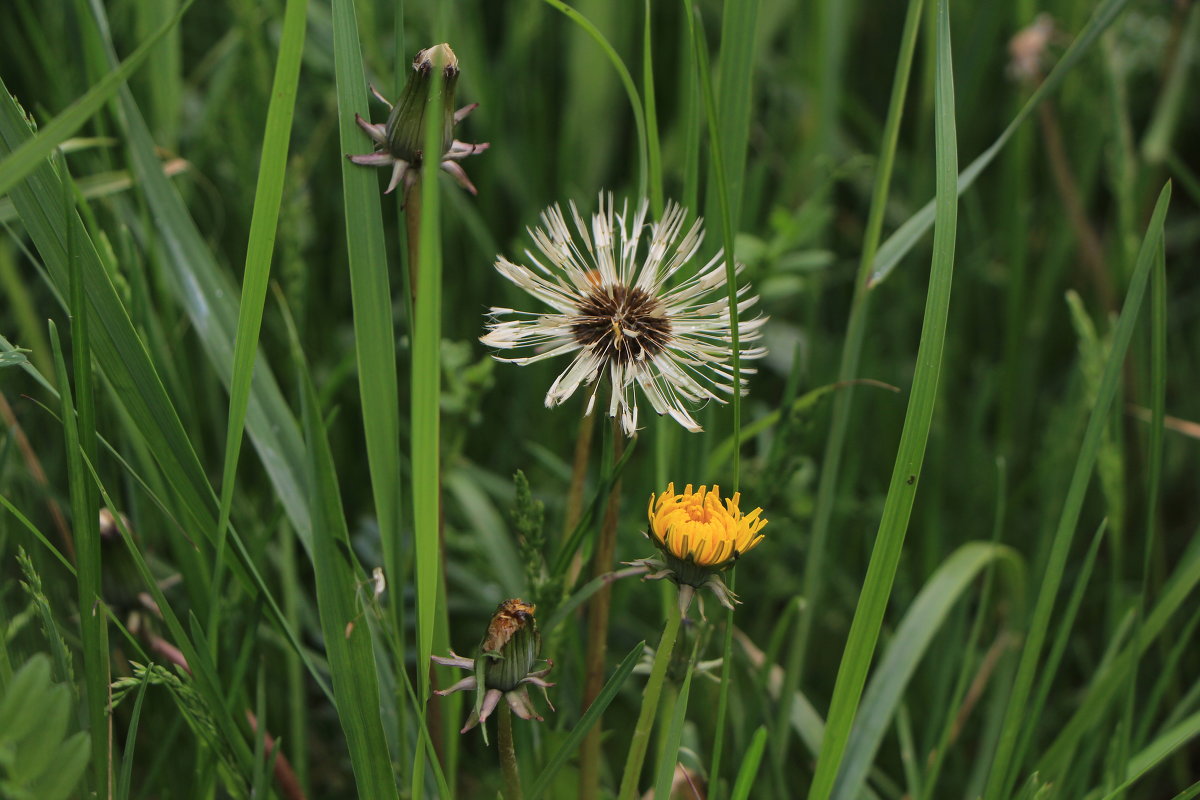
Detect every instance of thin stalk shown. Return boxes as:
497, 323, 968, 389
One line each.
498, 704, 523, 800
405, 185, 422, 301
564, 410, 596, 588
617, 595, 683, 800
708, 570, 735, 800
1036, 95, 1114, 312
580, 419, 625, 800
689, 4, 741, 487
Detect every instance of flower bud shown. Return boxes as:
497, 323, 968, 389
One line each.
481, 598, 540, 692
347, 42, 489, 196
384, 43, 460, 167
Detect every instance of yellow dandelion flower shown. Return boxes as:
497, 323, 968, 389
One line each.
648, 483, 767, 568
628, 483, 768, 615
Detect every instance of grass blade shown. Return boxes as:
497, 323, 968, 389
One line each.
870, 0, 1134, 286
83, 5, 313, 549
49, 316, 110, 796
0, 0, 192, 199
411, 48, 448, 706
539, 0, 648, 201
529, 641, 644, 800
830, 543, 1023, 800
708, 0, 759, 230
293, 329, 399, 799
983, 182, 1171, 799
807, 2, 959, 795
730, 726, 769, 800
211, 0, 308, 636
781, 0, 923, 772
651, 639, 699, 800
330, 0, 403, 633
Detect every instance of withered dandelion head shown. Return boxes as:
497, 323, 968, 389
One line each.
347, 43, 489, 196
432, 598, 554, 740
480, 193, 767, 437
628, 483, 768, 614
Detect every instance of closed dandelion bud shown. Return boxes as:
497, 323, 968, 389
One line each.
481, 598, 540, 692
347, 42, 489, 196
384, 43, 459, 168
432, 598, 554, 740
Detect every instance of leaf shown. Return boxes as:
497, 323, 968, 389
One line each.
807, 2, 960, 795
0, 1, 192, 199
529, 641, 644, 800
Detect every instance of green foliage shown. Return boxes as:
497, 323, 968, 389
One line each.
0, 654, 90, 800
0, 0, 1197, 798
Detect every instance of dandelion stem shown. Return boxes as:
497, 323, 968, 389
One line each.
580, 418, 624, 800
617, 594, 682, 800
563, 409, 596, 587
404, 182, 421, 302
708, 569, 736, 799
498, 703, 523, 800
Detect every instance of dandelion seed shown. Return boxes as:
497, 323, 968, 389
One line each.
480, 193, 767, 436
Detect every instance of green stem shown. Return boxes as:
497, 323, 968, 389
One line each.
617, 595, 682, 800
498, 704, 523, 800
708, 570, 736, 799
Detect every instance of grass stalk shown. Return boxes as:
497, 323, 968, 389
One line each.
808, 1, 959, 794
617, 594, 683, 800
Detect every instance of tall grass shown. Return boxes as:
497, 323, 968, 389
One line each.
1, 0, 1197, 798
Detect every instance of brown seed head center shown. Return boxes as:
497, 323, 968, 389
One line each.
570, 284, 672, 365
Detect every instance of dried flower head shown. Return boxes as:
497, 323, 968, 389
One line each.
1008, 14, 1056, 82
627, 483, 767, 614
432, 598, 554, 741
481, 193, 766, 436
348, 43, 488, 195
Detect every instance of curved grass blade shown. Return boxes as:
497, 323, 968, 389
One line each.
538, 0, 649, 201
730, 726, 769, 800
808, 2, 958, 795
1094, 709, 1200, 800
830, 542, 1024, 800
528, 641, 644, 800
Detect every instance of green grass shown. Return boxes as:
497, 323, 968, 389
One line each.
1, 0, 1198, 798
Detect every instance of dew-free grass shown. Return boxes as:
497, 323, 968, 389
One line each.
1, 0, 1198, 798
